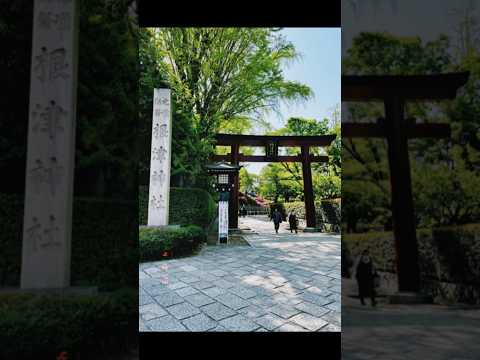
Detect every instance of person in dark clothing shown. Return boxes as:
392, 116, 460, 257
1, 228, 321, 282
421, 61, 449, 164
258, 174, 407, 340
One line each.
288, 211, 298, 234
355, 249, 377, 306
272, 208, 282, 234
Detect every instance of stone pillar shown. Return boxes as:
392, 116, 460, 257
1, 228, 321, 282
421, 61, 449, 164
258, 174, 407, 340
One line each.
218, 192, 229, 244
21, 0, 79, 289
147, 89, 172, 226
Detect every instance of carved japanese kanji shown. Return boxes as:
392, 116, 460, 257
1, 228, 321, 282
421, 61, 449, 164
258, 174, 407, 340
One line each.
34, 47, 69, 82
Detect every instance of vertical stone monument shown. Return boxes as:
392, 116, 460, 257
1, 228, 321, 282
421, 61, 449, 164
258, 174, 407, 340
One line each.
218, 193, 229, 244
21, 0, 79, 289
147, 89, 172, 226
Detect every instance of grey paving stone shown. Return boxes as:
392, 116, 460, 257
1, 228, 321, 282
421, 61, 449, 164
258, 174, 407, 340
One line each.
167, 302, 201, 320
214, 279, 236, 289
239, 305, 269, 318
201, 302, 237, 321
325, 301, 341, 312
175, 286, 199, 297
322, 311, 341, 326
140, 293, 154, 306
228, 286, 258, 299
319, 323, 341, 332
301, 292, 335, 306
211, 269, 229, 277
146, 315, 187, 332
295, 301, 330, 317
140, 303, 168, 321
275, 322, 309, 332
184, 293, 216, 307
208, 325, 228, 332
180, 265, 198, 272
178, 275, 202, 284
153, 292, 184, 307
290, 313, 329, 331
166, 281, 189, 290
201, 286, 228, 298
219, 314, 260, 332
191, 281, 215, 290
145, 285, 170, 296
304, 286, 333, 297
139, 319, 149, 332
254, 313, 287, 331
216, 293, 250, 310
144, 267, 162, 275
270, 304, 301, 319
182, 313, 218, 331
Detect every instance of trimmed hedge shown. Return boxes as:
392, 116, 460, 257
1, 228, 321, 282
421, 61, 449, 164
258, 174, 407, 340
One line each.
139, 186, 216, 228
283, 200, 341, 229
343, 224, 480, 304
0, 288, 137, 360
0, 194, 137, 290
139, 225, 206, 262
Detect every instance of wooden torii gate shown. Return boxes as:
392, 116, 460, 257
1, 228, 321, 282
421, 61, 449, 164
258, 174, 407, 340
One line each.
213, 133, 336, 230
343, 72, 469, 293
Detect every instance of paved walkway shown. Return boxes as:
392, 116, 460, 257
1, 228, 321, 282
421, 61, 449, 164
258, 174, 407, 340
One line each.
342, 277, 480, 359
139, 216, 341, 332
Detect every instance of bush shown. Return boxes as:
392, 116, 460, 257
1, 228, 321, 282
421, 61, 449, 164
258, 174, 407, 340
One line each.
139, 225, 206, 262
139, 186, 216, 228
343, 224, 480, 304
0, 288, 137, 360
0, 194, 137, 290
284, 200, 341, 227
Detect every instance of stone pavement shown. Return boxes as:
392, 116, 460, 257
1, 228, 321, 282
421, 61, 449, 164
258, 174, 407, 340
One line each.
139, 216, 341, 332
342, 277, 480, 359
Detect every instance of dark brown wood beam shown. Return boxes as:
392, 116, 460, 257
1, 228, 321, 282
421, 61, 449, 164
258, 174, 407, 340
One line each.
212, 154, 329, 163
215, 133, 336, 147
342, 72, 469, 101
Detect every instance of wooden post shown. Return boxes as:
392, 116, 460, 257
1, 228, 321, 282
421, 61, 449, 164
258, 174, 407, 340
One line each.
385, 96, 420, 292
301, 146, 316, 228
229, 144, 240, 229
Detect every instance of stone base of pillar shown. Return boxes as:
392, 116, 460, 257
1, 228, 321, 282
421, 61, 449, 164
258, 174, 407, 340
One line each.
388, 292, 433, 304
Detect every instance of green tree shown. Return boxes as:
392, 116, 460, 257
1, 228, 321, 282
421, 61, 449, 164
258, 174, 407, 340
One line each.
156, 28, 312, 139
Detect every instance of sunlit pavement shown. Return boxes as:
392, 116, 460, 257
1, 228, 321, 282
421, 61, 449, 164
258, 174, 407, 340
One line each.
342, 276, 480, 359
139, 215, 341, 332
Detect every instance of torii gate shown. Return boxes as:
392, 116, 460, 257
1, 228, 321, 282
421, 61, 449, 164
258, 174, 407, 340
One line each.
213, 133, 336, 230
343, 72, 469, 293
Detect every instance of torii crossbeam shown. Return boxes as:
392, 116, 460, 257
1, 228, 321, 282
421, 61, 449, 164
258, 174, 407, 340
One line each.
343, 72, 469, 293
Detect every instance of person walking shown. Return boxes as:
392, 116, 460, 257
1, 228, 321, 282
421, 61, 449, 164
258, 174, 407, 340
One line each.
288, 210, 298, 234
272, 208, 283, 234
355, 249, 378, 306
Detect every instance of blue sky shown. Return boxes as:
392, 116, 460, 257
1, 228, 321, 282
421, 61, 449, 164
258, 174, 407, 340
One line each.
247, 27, 341, 174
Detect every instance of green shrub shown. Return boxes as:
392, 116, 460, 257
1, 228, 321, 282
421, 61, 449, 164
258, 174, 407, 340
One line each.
139, 225, 206, 262
139, 186, 216, 228
0, 288, 137, 360
284, 200, 341, 226
0, 194, 137, 290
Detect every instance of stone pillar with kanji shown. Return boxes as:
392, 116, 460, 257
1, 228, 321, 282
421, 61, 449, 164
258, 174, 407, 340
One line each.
147, 89, 172, 226
21, 0, 79, 289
